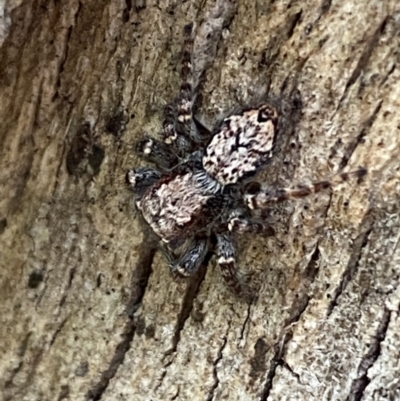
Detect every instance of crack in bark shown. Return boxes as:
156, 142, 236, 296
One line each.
282, 244, 319, 330
57, 384, 70, 401
338, 17, 389, 108
163, 250, 212, 358
339, 101, 382, 170
284, 292, 311, 332
379, 62, 396, 87
154, 258, 209, 392
122, 0, 132, 22
49, 317, 69, 347
55, 25, 72, 90
259, 354, 284, 401
327, 213, 374, 316
4, 346, 44, 400
53, 1, 81, 103
345, 307, 391, 401
205, 324, 230, 401
281, 359, 301, 383
86, 238, 157, 401
239, 303, 252, 341
287, 10, 303, 40
303, 244, 321, 282
259, 296, 310, 401
319, 0, 332, 17
3, 331, 32, 390
59, 267, 76, 308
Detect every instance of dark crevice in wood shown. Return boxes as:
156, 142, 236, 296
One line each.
284, 294, 310, 329
170, 387, 180, 401
249, 338, 269, 384
0, 217, 7, 233
282, 359, 301, 381
28, 270, 44, 288
53, 1, 81, 104
338, 17, 389, 108
286, 10, 302, 40
327, 213, 374, 316
285, 292, 311, 330
3, 332, 31, 389
319, 0, 332, 17
33, 76, 43, 130
259, 352, 284, 401
122, 0, 132, 23
60, 25, 73, 77
239, 302, 252, 341
126, 234, 159, 317
53, 25, 72, 101
164, 253, 210, 357
283, 244, 320, 329
59, 267, 76, 308
345, 307, 391, 401
303, 244, 321, 281
86, 239, 157, 401
49, 317, 69, 347
206, 324, 230, 401
156, 256, 209, 390
339, 101, 382, 170
379, 62, 396, 88
260, 296, 310, 400
260, 335, 300, 401
154, 365, 170, 392
57, 384, 70, 401
4, 346, 44, 400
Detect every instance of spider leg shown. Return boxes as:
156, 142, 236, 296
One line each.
162, 24, 203, 152
136, 135, 178, 170
167, 238, 209, 277
162, 104, 192, 153
226, 208, 274, 235
228, 215, 274, 236
216, 232, 248, 298
246, 168, 367, 210
126, 167, 162, 199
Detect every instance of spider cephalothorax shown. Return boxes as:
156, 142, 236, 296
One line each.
126, 24, 366, 299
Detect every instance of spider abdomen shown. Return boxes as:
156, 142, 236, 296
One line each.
136, 170, 222, 247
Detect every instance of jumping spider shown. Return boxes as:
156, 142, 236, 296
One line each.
126, 24, 366, 299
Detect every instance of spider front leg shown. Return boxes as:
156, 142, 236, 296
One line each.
166, 238, 209, 278
136, 135, 178, 170
216, 232, 249, 298
126, 166, 162, 199
227, 210, 275, 236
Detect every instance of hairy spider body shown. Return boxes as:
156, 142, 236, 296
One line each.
125, 24, 366, 299
136, 171, 221, 246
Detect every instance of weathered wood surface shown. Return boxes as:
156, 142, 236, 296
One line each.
1, 1, 400, 400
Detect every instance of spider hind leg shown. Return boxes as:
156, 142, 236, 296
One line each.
136, 136, 178, 170
167, 238, 209, 278
246, 168, 367, 210
216, 232, 251, 300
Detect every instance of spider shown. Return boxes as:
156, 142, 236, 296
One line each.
125, 24, 367, 299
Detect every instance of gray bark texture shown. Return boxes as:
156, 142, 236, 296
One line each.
1, 0, 400, 400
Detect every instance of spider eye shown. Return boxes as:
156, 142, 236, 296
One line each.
257, 109, 270, 122
257, 105, 277, 123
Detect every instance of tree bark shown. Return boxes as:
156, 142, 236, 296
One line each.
1, 1, 399, 401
